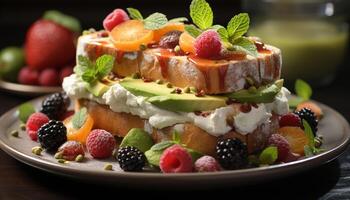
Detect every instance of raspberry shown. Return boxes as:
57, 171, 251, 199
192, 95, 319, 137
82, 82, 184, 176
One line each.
57, 141, 85, 161
18, 67, 39, 85
159, 144, 193, 173
26, 112, 50, 141
194, 30, 222, 59
268, 134, 291, 162
194, 156, 221, 172
117, 146, 146, 172
279, 113, 301, 128
216, 138, 248, 170
86, 129, 116, 159
103, 9, 130, 32
39, 68, 59, 86
59, 66, 73, 83
159, 31, 182, 49
37, 120, 67, 151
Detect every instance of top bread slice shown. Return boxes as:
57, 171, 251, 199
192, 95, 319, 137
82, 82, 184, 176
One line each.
77, 32, 282, 94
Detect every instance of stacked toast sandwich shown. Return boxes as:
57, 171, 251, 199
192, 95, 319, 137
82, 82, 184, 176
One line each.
63, 2, 289, 156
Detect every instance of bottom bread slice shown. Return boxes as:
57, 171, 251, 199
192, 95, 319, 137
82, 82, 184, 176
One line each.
77, 99, 279, 156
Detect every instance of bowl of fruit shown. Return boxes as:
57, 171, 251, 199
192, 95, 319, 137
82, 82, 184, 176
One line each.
0, 10, 81, 96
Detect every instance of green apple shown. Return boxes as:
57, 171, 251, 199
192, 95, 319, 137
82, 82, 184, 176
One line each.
0, 47, 25, 82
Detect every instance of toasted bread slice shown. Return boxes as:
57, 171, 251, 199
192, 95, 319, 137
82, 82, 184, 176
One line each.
77, 33, 281, 94
76, 99, 278, 155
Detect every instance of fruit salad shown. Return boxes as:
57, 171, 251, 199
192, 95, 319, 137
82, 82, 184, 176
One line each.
17, 0, 324, 173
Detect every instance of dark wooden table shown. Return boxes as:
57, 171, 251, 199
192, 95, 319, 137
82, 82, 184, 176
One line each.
0, 66, 350, 199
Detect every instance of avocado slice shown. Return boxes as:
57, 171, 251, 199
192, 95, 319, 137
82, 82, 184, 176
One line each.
86, 81, 110, 97
119, 77, 227, 112
225, 79, 284, 103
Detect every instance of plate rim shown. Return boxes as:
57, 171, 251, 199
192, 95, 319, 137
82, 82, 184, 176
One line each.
0, 96, 349, 184
0, 79, 61, 96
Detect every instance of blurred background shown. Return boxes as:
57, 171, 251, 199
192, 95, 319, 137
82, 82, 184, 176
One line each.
0, 0, 349, 87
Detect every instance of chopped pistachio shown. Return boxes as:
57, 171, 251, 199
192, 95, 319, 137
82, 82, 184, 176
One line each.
184, 87, 191, 93
57, 159, 67, 164
104, 163, 113, 171
156, 79, 163, 84
132, 73, 140, 79
54, 152, 63, 159
174, 45, 181, 53
31, 146, 43, 155
190, 87, 197, 93
20, 124, 26, 131
170, 89, 176, 94
248, 86, 257, 94
139, 44, 147, 51
166, 83, 173, 88
75, 154, 84, 162
10, 130, 18, 137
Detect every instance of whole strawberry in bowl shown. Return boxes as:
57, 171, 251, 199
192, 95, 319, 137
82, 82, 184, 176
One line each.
25, 10, 81, 70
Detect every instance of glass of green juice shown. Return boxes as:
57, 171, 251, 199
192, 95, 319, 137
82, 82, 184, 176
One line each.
243, 0, 349, 86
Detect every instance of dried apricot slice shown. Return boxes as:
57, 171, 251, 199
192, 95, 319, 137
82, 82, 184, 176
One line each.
64, 114, 94, 144
278, 126, 309, 156
179, 32, 195, 54
153, 22, 185, 42
110, 20, 154, 52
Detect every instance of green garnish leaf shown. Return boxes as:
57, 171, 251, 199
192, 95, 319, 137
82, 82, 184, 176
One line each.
233, 37, 258, 57
288, 96, 304, 109
303, 119, 315, 148
43, 10, 81, 33
259, 146, 278, 165
81, 68, 96, 83
18, 103, 35, 123
304, 145, 314, 157
190, 0, 213, 30
185, 24, 202, 38
127, 8, 143, 20
72, 107, 87, 129
227, 13, 250, 41
211, 25, 229, 42
295, 79, 312, 101
169, 17, 188, 23
95, 54, 115, 79
144, 12, 168, 30
150, 141, 176, 151
172, 131, 181, 144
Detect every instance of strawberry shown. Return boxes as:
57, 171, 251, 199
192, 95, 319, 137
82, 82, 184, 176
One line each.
25, 20, 76, 70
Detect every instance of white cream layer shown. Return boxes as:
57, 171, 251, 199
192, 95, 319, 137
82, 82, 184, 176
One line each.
63, 74, 289, 137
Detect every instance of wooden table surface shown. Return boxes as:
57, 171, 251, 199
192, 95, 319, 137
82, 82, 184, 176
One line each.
0, 67, 349, 199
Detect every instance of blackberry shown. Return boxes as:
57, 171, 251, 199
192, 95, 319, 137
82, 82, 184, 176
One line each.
40, 92, 70, 120
117, 146, 146, 172
216, 138, 248, 170
295, 108, 318, 134
37, 120, 67, 151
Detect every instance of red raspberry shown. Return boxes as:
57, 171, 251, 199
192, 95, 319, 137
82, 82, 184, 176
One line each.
18, 67, 39, 85
279, 113, 301, 128
39, 68, 59, 86
159, 144, 193, 173
26, 112, 50, 141
194, 156, 221, 172
59, 66, 73, 83
194, 30, 222, 59
268, 134, 291, 162
57, 141, 85, 161
284, 152, 301, 163
86, 129, 116, 159
103, 9, 130, 32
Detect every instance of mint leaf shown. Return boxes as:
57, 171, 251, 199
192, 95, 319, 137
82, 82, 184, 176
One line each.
144, 12, 168, 30
227, 13, 250, 41
211, 25, 229, 42
145, 149, 163, 166
81, 69, 96, 83
185, 24, 202, 38
303, 119, 315, 148
233, 37, 258, 57
96, 54, 115, 79
295, 79, 312, 101
259, 146, 278, 165
288, 96, 304, 109
43, 10, 81, 33
304, 145, 314, 157
76, 55, 93, 75
18, 103, 35, 123
127, 8, 143, 20
172, 131, 181, 144
150, 141, 176, 151
72, 107, 87, 129
190, 0, 213, 30
169, 17, 188, 23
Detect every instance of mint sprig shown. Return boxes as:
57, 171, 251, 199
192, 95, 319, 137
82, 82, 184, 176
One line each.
259, 146, 278, 165
288, 79, 313, 108
169, 17, 188, 23
18, 103, 35, 123
75, 54, 115, 84
190, 0, 213, 30
303, 119, 322, 157
72, 107, 87, 129
43, 10, 81, 33
127, 8, 168, 30
227, 13, 250, 42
